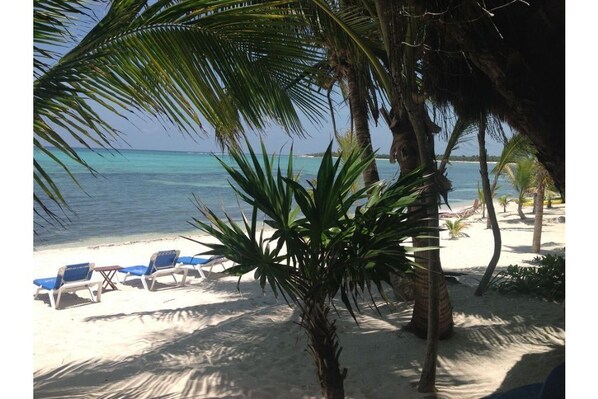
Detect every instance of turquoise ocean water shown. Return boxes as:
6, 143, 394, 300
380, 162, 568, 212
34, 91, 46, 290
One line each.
34, 148, 514, 250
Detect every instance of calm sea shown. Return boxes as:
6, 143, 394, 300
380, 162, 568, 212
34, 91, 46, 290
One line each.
34, 148, 514, 250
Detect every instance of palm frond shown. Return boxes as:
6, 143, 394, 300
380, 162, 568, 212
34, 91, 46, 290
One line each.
34, 0, 328, 225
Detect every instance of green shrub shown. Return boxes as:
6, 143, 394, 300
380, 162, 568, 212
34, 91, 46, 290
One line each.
490, 253, 565, 301
444, 218, 469, 239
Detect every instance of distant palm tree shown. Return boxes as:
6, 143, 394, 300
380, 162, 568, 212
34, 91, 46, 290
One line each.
444, 218, 468, 239
505, 157, 536, 220
498, 195, 512, 213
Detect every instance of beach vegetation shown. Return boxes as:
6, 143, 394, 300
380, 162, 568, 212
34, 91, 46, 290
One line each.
473, 117, 503, 296
490, 253, 565, 302
188, 141, 434, 399
444, 218, 468, 240
505, 157, 536, 220
34, 0, 323, 227
35, 1, 564, 393
498, 195, 512, 213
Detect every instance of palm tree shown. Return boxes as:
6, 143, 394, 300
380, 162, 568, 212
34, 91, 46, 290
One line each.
505, 157, 536, 220
188, 142, 433, 399
298, 0, 384, 186
498, 195, 512, 213
474, 115, 502, 296
34, 0, 324, 225
444, 218, 468, 239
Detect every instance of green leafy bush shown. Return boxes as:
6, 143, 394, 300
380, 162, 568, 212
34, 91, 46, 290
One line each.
490, 253, 565, 301
444, 218, 469, 239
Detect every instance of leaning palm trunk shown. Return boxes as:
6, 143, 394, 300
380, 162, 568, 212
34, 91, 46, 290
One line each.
532, 170, 547, 253
517, 198, 527, 220
376, 0, 453, 343
346, 61, 380, 186
300, 299, 346, 399
475, 118, 502, 296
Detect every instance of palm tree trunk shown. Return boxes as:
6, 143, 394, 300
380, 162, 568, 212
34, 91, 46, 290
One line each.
532, 171, 546, 253
301, 300, 346, 399
375, 2, 453, 392
376, 0, 453, 340
475, 118, 502, 296
517, 199, 526, 220
346, 62, 380, 186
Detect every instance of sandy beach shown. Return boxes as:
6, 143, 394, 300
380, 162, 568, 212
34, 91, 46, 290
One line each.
31, 203, 566, 398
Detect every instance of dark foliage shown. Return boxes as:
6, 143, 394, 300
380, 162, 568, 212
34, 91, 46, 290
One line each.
490, 253, 565, 302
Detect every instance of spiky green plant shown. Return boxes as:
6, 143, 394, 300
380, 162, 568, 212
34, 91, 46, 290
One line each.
187, 141, 434, 399
444, 218, 468, 239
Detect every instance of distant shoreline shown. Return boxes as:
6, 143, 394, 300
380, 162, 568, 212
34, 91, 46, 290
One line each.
304, 152, 502, 162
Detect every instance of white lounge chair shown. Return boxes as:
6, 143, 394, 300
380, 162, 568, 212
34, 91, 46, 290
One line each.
176, 255, 227, 278
117, 250, 187, 291
33, 262, 102, 309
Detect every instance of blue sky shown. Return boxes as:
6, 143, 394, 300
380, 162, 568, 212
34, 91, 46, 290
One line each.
36, 1, 507, 157
93, 93, 508, 156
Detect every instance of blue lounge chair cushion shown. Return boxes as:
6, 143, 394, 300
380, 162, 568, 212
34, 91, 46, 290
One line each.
33, 262, 93, 290
117, 250, 185, 291
118, 265, 150, 276
33, 262, 101, 309
119, 250, 180, 277
33, 277, 62, 291
177, 256, 210, 266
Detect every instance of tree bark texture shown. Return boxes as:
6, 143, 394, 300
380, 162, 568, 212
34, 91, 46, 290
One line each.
475, 118, 502, 296
531, 169, 546, 253
377, 0, 453, 343
301, 300, 346, 399
345, 61, 380, 186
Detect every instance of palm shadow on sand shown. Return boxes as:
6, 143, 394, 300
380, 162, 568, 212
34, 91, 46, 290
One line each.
34, 279, 565, 399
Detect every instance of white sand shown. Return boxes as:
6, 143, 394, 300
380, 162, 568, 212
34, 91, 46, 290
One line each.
31, 203, 565, 398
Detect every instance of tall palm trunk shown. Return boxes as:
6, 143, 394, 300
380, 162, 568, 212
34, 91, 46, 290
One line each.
532, 169, 547, 253
301, 299, 346, 399
345, 60, 380, 186
375, 1, 453, 392
376, 0, 453, 341
475, 118, 502, 296
517, 198, 527, 220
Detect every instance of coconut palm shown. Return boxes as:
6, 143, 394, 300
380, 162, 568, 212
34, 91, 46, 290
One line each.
444, 218, 468, 239
297, 0, 385, 187
505, 157, 536, 220
34, 0, 324, 225
188, 141, 433, 399
498, 195, 512, 213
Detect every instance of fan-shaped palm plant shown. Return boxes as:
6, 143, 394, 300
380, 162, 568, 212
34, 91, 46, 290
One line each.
188, 141, 433, 398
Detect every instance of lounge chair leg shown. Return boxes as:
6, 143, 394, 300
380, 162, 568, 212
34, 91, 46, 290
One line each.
142, 277, 150, 291
54, 291, 62, 309
96, 284, 102, 302
48, 292, 56, 309
180, 269, 188, 286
